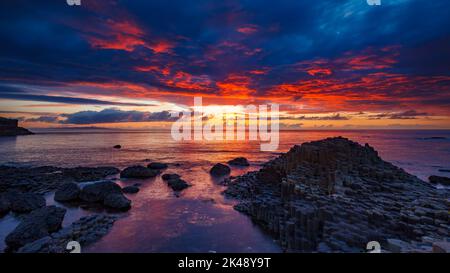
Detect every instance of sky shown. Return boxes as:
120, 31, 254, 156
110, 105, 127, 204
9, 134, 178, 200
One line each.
0, 0, 449, 129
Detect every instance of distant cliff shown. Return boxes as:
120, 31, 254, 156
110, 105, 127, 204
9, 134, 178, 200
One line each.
0, 117, 33, 136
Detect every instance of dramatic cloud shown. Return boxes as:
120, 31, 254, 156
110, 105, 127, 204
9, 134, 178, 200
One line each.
60, 108, 178, 124
24, 115, 59, 123
0, 92, 154, 107
1, 0, 449, 127
294, 114, 350, 121
368, 110, 429, 120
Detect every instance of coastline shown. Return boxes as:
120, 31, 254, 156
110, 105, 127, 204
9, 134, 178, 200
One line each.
0, 136, 449, 253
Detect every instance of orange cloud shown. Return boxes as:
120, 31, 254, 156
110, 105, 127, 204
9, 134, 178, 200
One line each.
165, 71, 212, 91
216, 74, 256, 98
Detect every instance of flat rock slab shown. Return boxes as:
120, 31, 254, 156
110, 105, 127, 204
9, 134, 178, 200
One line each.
6, 206, 66, 251
18, 214, 117, 253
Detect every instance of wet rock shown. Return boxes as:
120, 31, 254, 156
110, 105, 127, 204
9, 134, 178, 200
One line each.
18, 214, 117, 253
61, 166, 120, 182
210, 163, 231, 176
166, 178, 190, 191
79, 181, 122, 202
228, 157, 250, 166
161, 173, 181, 181
0, 166, 119, 194
113, 145, 121, 149
122, 185, 139, 194
429, 175, 450, 186
120, 165, 160, 178
103, 193, 131, 210
5, 206, 66, 250
54, 182, 80, 202
9, 192, 46, 213
147, 162, 168, 170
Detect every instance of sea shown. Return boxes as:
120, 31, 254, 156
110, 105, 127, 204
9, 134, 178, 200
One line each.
0, 129, 449, 252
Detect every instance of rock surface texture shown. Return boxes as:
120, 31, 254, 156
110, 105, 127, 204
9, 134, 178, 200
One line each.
17, 214, 117, 253
120, 165, 160, 178
224, 137, 449, 253
5, 206, 66, 251
429, 175, 450, 186
228, 157, 250, 166
0, 166, 119, 194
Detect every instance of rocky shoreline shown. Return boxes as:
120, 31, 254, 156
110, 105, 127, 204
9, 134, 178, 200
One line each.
1, 138, 448, 253
0, 165, 125, 252
0, 161, 195, 252
224, 137, 449, 253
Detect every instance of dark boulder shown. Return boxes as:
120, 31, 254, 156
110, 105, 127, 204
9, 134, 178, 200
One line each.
429, 175, 450, 186
122, 185, 139, 194
79, 181, 122, 202
9, 192, 46, 213
120, 165, 160, 178
5, 206, 66, 250
54, 182, 80, 202
0, 193, 11, 215
161, 173, 181, 181
103, 193, 131, 210
147, 162, 168, 170
167, 178, 190, 191
113, 145, 121, 149
210, 163, 231, 177
62, 166, 120, 182
228, 157, 250, 166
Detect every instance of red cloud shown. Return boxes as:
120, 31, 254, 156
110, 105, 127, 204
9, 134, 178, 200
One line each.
297, 46, 400, 76
236, 24, 259, 34
216, 74, 256, 98
165, 71, 212, 91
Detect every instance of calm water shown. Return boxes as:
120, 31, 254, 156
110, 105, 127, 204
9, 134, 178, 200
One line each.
0, 129, 449, 252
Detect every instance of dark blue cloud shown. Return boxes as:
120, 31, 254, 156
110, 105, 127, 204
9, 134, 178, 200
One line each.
0, 86, 154, 106
60, 108, 177, 124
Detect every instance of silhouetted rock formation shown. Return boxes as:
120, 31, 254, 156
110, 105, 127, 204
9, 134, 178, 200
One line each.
225, 137, 449, 253
121, 165, 160, 178
0, 117, 33, 136
228, 157, 250, 166
147, 162, 168, 170
429, 175, 450, 186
